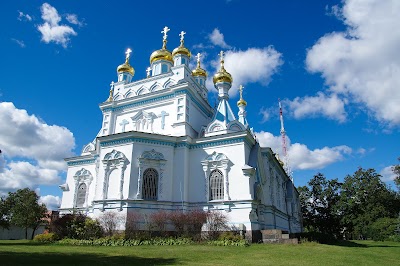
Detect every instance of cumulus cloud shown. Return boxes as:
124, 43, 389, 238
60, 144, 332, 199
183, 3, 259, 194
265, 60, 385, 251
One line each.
17, 11, 32, 21
379, 165, 397, 182
255, 131, 352, 170
209, 28, 231, 49
66, 14, 84, 26
259, 107, 271, 123
39, 195, 61, 210
306, 0, 400, 126
283, 92, 347, 122
0, 102, 75, 194
218, 47, 283, 95
37, 3, 77, 48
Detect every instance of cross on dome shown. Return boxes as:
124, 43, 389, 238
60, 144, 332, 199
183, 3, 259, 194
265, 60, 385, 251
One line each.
125, 48, 132, 60
161, 26, 170, 41
219, 51, 225, 62
239, 85, 244, 99
179, 31, 186, 43
196, 53, 201, 63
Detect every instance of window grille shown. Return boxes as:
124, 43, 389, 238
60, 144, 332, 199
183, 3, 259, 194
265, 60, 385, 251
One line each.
76, 183, 86, 207
209, 169, 224, 200
142, 168, 158, 200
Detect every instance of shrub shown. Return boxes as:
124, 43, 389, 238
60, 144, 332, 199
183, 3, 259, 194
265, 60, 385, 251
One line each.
50, 213, 103, 240
125, 212, 142, 239
368, 217, 397, 241
98, 211, 124, 236
169, 211, 186, 236
149, 210, 169, 236
205, 211, 230, 240
33, 233, 58, 243
57, 236, 194, 246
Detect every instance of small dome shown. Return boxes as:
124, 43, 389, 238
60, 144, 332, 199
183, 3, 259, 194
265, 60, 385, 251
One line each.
192, 66, 207, 77
117, 61, 134, 75
172, 44, 191, 58
213, 67, 232, 84
237, 98, 247, 106
213, 51, 232, 84
150, 48, 173, 64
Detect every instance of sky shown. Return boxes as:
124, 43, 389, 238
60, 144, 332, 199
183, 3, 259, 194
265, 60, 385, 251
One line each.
0, 0, 399, 210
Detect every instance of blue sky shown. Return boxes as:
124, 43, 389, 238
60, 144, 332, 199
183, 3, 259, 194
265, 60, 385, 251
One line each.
0, 0, 399, 209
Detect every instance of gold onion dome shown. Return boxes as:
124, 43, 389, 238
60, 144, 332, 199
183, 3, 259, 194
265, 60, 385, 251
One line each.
150, 47, 173, 64
172, 43, 191, 58
237, 85, 247, 106
117, 48, 134, 75
213, 51, 232, 84
192, 53, 207, 77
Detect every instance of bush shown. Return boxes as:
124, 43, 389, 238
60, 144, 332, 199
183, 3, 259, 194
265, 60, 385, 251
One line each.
33, 233, 58, 243
57, 237, 194, 246
368, 217, 397, 241
125, 212, 142, 239
98, 211, 124, 236
50, 213, 103, 240
292, 232, 337, 244
205, 211, 230, 240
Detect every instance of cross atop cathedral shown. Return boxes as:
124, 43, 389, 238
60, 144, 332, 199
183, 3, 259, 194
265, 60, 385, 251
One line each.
125, 48, 132, 60
179, 31, 186, 43
239, 85, 244, 99
219, 51, 225, 62
161, 26, 170, 41
196, 53, 201, 64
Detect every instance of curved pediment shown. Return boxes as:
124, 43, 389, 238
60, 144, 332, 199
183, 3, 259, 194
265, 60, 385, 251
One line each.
140, 149, 165, 160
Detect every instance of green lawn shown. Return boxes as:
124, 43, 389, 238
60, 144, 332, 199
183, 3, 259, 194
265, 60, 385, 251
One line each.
0, 240, 399, 265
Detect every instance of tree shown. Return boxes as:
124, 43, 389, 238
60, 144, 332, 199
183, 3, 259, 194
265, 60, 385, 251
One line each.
393, 158, 400, 189
339, 168, 400, 239
0, 196, 11, 229
6, 188, 48, 239
298, 173, 342, 238
368, 217, 397, 241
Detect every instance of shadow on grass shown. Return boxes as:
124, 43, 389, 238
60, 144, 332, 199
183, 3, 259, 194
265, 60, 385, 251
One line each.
327, 240, 400, 248
0, 251, 177, 265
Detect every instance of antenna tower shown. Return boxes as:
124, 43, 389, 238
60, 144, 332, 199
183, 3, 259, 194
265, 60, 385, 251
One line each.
279, 99, 292, 180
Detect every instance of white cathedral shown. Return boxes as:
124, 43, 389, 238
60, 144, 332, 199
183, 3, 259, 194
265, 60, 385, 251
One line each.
59, 27, 302, 238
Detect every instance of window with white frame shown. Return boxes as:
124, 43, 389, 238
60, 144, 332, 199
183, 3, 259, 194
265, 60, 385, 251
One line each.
142, 168, 158, 200
209, 169, 224, 201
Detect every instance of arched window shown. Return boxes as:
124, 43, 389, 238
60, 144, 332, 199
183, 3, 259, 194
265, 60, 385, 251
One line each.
142, 168, 158, 200
209, 169, 224, 200
76, 183, 87, 207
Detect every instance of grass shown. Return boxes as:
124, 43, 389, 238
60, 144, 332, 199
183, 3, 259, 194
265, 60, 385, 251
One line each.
0, 240, 399, 265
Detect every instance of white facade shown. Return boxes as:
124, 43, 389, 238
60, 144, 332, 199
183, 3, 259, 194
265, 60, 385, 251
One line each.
59, 29, 302, 239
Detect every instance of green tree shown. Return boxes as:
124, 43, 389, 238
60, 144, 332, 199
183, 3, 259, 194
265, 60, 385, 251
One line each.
368, 217, 397, 241
393, 158, 400, 189
298, 173, 342, 238
6, 188, 48, 239
0, 196, 11, 229
339, 168, 400, 239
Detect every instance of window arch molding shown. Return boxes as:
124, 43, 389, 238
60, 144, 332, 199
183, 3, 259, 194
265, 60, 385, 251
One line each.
136, 149, 166, 200
102, 149, 129, 201
201, 151, 231, 201
73, 168, 93, 208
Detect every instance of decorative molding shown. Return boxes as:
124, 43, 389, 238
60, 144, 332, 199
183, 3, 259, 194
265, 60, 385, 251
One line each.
102, 150, 129, 204
67, 159, 96, 166
72, 168, 93, 208
201, 152, 231, 201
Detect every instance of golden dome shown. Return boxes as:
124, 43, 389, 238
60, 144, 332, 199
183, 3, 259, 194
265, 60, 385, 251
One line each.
237, 98, 247, 106
172, 44, 191, 58
117, 60, 134, 75
150, 48, 173, 64
117, 48, 134, 75
192, 55, 207, 77
237, 85, 247, 106
213, 51, 232, 84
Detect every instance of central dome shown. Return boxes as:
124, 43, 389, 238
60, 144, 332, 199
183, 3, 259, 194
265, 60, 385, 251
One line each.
150, 48, 173, 64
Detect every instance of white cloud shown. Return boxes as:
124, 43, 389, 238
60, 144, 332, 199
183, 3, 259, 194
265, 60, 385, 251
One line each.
380, 165, 396, 182
39, 195, 61, 210
220, 47, 283, 95
66, 14, 83, 26
17, 11, 32, 21
255, 131, 352, 170
0, 102, 75, 194
283, 92, 347, 122
11, 38, 25, 48
37, 3, 77, 48
306, 0, 400, 126
259, 107, 271, 123
209, 28, 231, 49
